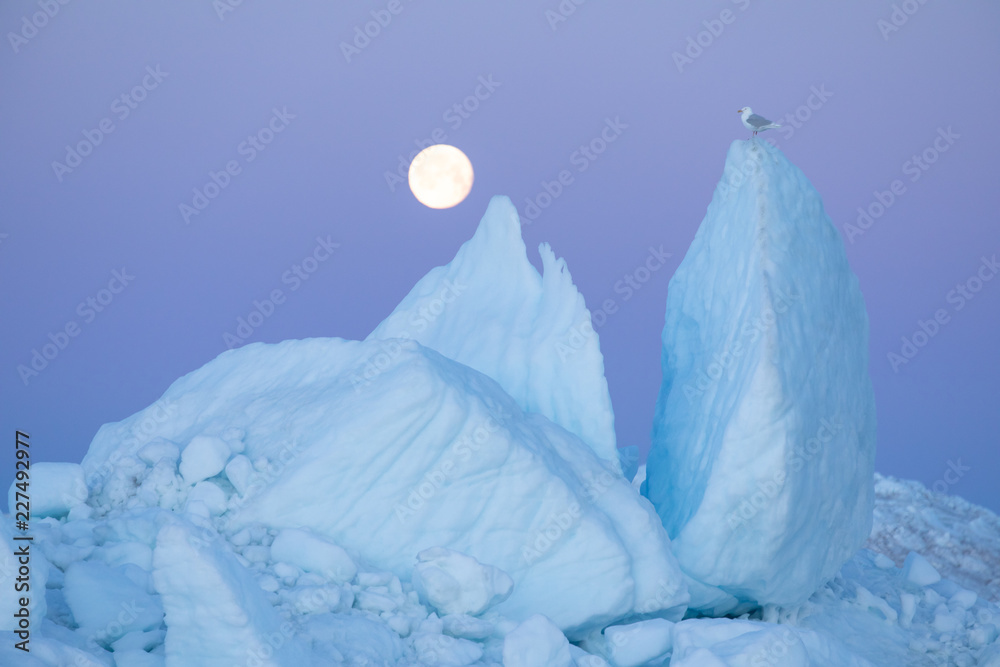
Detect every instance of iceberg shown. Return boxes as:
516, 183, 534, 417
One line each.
368, 195, 621, 473
644, 139, 877, 609
81, 337, 688, 636
8, 191, 997, 666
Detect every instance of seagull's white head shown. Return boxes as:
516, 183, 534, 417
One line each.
738, 107, 752, 117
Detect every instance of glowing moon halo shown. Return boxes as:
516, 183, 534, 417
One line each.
408, 144, 474, 209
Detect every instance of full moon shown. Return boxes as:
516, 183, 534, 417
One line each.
408, 144, 474, 209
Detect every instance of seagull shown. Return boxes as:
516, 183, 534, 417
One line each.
738, 107, 781, 136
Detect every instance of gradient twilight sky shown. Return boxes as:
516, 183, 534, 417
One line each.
2, 1, 998, 512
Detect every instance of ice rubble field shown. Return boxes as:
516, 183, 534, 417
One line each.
2, 140, 999, 666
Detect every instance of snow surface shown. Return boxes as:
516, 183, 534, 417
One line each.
644, 138, 877, 610
368, 195, 620, 473
866, 472, 1000, 604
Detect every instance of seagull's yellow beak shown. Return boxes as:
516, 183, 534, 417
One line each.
737, 109, 742, 113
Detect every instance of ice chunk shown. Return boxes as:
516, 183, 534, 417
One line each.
602, 618, 673, 667
224, 455, 253, 496
902, 552, 941, 587
152, 521, 307, 666
8, 462, 87, 518
63, 561, 164, 647
83, 338, 688, 636
368, 195, 620, 473
113, 650, 165, 667
410, 632, 483, 666
502, 614, 572, 667
866, 472, 1000, 604
300, 613, 403, 665
136, 439, 179, 467
178, 435, 230, 485
412, 546, 513, 616
185, 481, 226, 516
442, 614, 494, 640
269, 528, 356, 584
672, 618, 808, 666
645, 139, 877, 608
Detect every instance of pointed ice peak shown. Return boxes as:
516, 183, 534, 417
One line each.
472, 194, 525, 247
369, 195, 620, 473
645, 141, 876, 609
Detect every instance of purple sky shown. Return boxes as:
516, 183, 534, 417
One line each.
2, 1, 998, 512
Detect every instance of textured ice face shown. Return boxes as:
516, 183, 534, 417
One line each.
81, 336, 687, 636
644, 139, 877, 609
368, 195, 621, 473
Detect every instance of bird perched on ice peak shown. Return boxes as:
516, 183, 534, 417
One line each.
738, 107, 781, 136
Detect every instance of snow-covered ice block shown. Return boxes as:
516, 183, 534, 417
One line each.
113, 649, 165, 667
602, 618, 673, 667
901, 551, 941, 587
152, 521, 307, 666
300, 613, 404, 665
270, 528, 356, 584
83, 337, 688, 636
645, 139, 877, 608
368, 195, 620, 473
8, 462, 87, 518
63, 560, 164, 646
178, 435, 230, 485
224, 455, 253, 496
671, 618, 809, 667
410, 632, 484, 666
442, 613, 494, 640
185, 481, 226, 516
412, 546, 513, 616
570, 645, 611, 667
136, 440, 179, 467
503, 614, 572, 667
